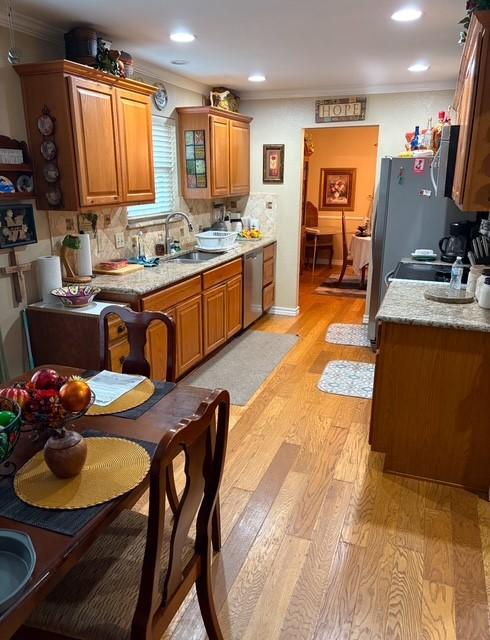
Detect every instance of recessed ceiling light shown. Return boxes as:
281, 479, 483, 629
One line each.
248, 74, 266, 82
408, 62, 430, 72
391, 7, 422, 21
171, 59, 189, 65
170, 32, 195, 43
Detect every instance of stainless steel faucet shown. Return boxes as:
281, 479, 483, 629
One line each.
164, 212, 194, 254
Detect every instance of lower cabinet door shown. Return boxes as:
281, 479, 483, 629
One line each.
175, 295, 203, 377
203, 284, 227, 355
145, 319, 170, 381
263, 283, 275, 312
226, 274, 243, 338
108, 338, 130, 372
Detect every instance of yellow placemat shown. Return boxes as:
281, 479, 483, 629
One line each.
86, 377, 155, 416
14, 437, 150, 509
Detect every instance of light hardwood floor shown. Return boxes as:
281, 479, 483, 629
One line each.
152, 267, 490, 640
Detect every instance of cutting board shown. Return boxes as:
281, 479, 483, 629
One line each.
93, 263, 144, 276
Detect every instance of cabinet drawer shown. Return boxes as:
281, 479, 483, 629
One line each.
142, 276, 201, 311
106, 314, 128, 343
203, 258, 242, 290
263, 258, 275, 287
263, 243, 276, 262
108, 338, 130, 373
263, 283, 275, 312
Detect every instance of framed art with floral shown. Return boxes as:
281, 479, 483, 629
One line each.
319, 168, 356, 211
263, 144, 284, 183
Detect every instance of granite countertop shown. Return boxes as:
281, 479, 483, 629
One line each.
93, 236, 276, 298
377, 280, 490, 333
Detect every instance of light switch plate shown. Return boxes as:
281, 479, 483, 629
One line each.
115, 232, 125, 249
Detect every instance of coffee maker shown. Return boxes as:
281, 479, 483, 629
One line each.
439, 221, 472, 263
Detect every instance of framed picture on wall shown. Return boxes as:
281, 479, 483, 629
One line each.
263, 144, 284, 183
319, 168, 356, 211
0, 204, 37, 249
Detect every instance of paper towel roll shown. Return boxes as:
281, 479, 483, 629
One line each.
77, 233, 92, 277
37, 255, 62, 303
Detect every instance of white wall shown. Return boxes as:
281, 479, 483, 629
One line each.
241, 89, 454, 312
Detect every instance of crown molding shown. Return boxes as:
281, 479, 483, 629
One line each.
132, 60, 209, 96
0, 11, 64, 44
0, 11, 209, 95
239, 80, 456, 101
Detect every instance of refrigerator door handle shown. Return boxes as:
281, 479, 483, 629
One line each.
430, 148, 440, 193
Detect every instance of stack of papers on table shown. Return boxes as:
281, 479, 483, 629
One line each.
87, 371, 147, 407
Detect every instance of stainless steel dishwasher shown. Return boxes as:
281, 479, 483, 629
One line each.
243, 249, 263, 327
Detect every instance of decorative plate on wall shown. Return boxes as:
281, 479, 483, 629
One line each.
40, 140, 57, 161
43, 162, 59, 183
153, 83, 168, 111
46, 187, 62, 206
16, 175, 34, 193
37, 114, 54, 136
0, 176, 15, 193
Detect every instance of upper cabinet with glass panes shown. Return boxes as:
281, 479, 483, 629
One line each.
15, 60, 155, 212
176, 107, 252, 200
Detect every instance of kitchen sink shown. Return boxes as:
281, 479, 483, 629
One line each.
170, 250, 225, 263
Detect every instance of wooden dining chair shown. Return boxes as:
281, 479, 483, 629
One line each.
18, 389, 230, 640
304, 201, 334, 272
98, 305, 176, 382
98, 306, 222, 551
336, 210, 353, 285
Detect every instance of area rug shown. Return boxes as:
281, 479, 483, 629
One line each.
326, 323, 370, 347
318, 360, 375, 399
185, 330, 299, 406
315, 284, 366, 299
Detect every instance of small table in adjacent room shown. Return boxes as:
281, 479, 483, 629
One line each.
350, 234, 372, 288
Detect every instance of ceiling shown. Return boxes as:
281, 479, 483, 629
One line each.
9, 0, 464, 97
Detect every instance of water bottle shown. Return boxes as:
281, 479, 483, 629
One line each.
450, 256, 464, 290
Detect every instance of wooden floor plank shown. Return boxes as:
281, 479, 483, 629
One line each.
395, 477, 426, 553
242, 534, 310, 640
384, 546, 424, 640
421, 581, 457, 640
334, 422, 370, 484
424, 508, 454, 586
314, 541, 365, 640
218, 471, 308, 640
451, 490, 490, 640
280, 479, 353, 640
289, 425, 348, 539
341, 450, 384, 548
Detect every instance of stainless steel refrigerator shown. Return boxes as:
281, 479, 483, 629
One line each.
368, 156, 463, 342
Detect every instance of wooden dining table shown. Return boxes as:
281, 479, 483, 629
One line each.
0, 366, 212, 640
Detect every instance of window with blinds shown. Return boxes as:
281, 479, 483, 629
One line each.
127, 115, 177, 221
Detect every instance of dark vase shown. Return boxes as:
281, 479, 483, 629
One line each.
44, 430, 87, 479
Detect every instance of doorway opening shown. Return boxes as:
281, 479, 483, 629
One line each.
300, 125, 379, 286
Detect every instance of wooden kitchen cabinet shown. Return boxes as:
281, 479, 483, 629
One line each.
68, 76, 122, 208
262, 242, 276, 312
175, 295, 203, 376
203, 284, 227, 355
370, 321, 490, 493
15, 60, 155, 212
210, 115, 231, 197
177, 106, 252, 199
452, 12, 490, 211
226, 274, 243, 338
116, 87, 155, 204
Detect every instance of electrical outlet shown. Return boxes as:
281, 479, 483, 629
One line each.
115, 232, 125, 249
103, 214, 112, 228
131, 236, 138, 250
96, 232, 104, 254
266, 201, 273, 210
65, 217, 75, 232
